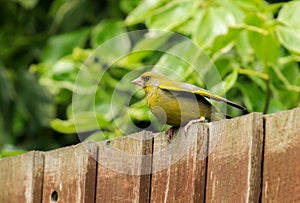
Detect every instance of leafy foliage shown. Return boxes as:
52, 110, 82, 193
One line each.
1, 0, 299, 156
0, 0, 122, 156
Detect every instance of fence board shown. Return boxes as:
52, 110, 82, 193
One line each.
205, 113, 263, 202
42, 142, 97, 203
1, 108, 300, 202
150, 124, 208, 203
96, 131, 153, 202
262, 108, 300, 202
0, 151, 44, 203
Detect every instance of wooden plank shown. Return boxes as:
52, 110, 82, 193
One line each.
150, 123, 208, 202
0, 151, 44, 203
262, 107, 300, 202
96, 131, 153, 202
42, 142, 97, 203
205, 113, 263, 202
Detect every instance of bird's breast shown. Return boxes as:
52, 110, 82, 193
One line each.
146, 88, 213, 126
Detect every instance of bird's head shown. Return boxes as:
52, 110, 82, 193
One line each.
132, 71, 168, 88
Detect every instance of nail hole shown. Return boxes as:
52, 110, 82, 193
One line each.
51, 191, 58, 202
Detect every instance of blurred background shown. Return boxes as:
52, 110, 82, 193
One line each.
0, 0, 299, 157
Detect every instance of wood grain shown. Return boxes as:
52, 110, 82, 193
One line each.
96, 131, 153, 202
150, 123, 208, 203
262, 108, 300, 202
0, 151, 44, 203
42, 142, 97, 203
1, 108, 300, 202
205, 113, 263, 202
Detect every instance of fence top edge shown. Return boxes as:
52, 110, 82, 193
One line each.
1, 108, 299, 161
263, 107, 300, 119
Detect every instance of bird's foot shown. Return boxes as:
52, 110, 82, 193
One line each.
184, 117, 207, 134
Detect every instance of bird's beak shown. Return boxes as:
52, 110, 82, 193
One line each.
132, 77, 144, 87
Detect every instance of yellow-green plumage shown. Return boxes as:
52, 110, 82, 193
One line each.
132, 71, 245, 127
145, 85, 224, 126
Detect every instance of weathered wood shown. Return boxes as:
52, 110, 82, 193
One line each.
1, 108, 300, 203
96, 131, 153, 202
42, 142, 97, 203
0, 151, 44, 203
150, 123, 208, 202
262, 108, 300, 202
205, 113, 263, 202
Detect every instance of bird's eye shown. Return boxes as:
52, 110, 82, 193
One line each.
143, 76, 150, 82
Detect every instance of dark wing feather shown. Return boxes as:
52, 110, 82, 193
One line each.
159, 80, 246, 110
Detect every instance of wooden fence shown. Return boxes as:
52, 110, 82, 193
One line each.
0, 108, 299, 202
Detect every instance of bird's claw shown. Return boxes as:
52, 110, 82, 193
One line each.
184, 117, 206, 135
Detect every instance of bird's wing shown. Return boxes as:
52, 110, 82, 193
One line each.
159, 81, 246, 110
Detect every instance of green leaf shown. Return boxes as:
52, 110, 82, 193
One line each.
209, 60, 238, 96
279, 61, 300, 85
175, 9, 205, 36
14, 0, 39, 9
154, 54, 191, 80
234, 0, 269, 12
248, 73, 267, 92
235, 30, 254, 63
174, 17, 195, 36
269, 77, 300, 112
125, 0, 167, 25
248, 30, 279, 65
193, 6, 236, 48
0, 65, 14, 144
146, 0, 195, 30
214, 57, 232, 78
211, 27, 243, 57
278, 1, 300, 30
51, 112, 112, 134
267, 98, 285, 114
217, 0, 245, 23
51, 119, 76, 133
238, 82, 266, 112
246, 14, 279, 65
223, 64, 238, 92
154, 40, 211, 87
15, 71, 54, 127
91, 20, 127, 48
51, 59, 77, 80
269, 62, 300, 93
120, 0, 142, 14
118, 31, 171, 66
0, 150, 26, 158
276, 26, 300, 55
90, 25, 131, 66
49, 1, 95, 32
129, 103, 149, 121
41, 28, 90, 64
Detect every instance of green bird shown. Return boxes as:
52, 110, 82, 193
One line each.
132, 71, 246, 132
